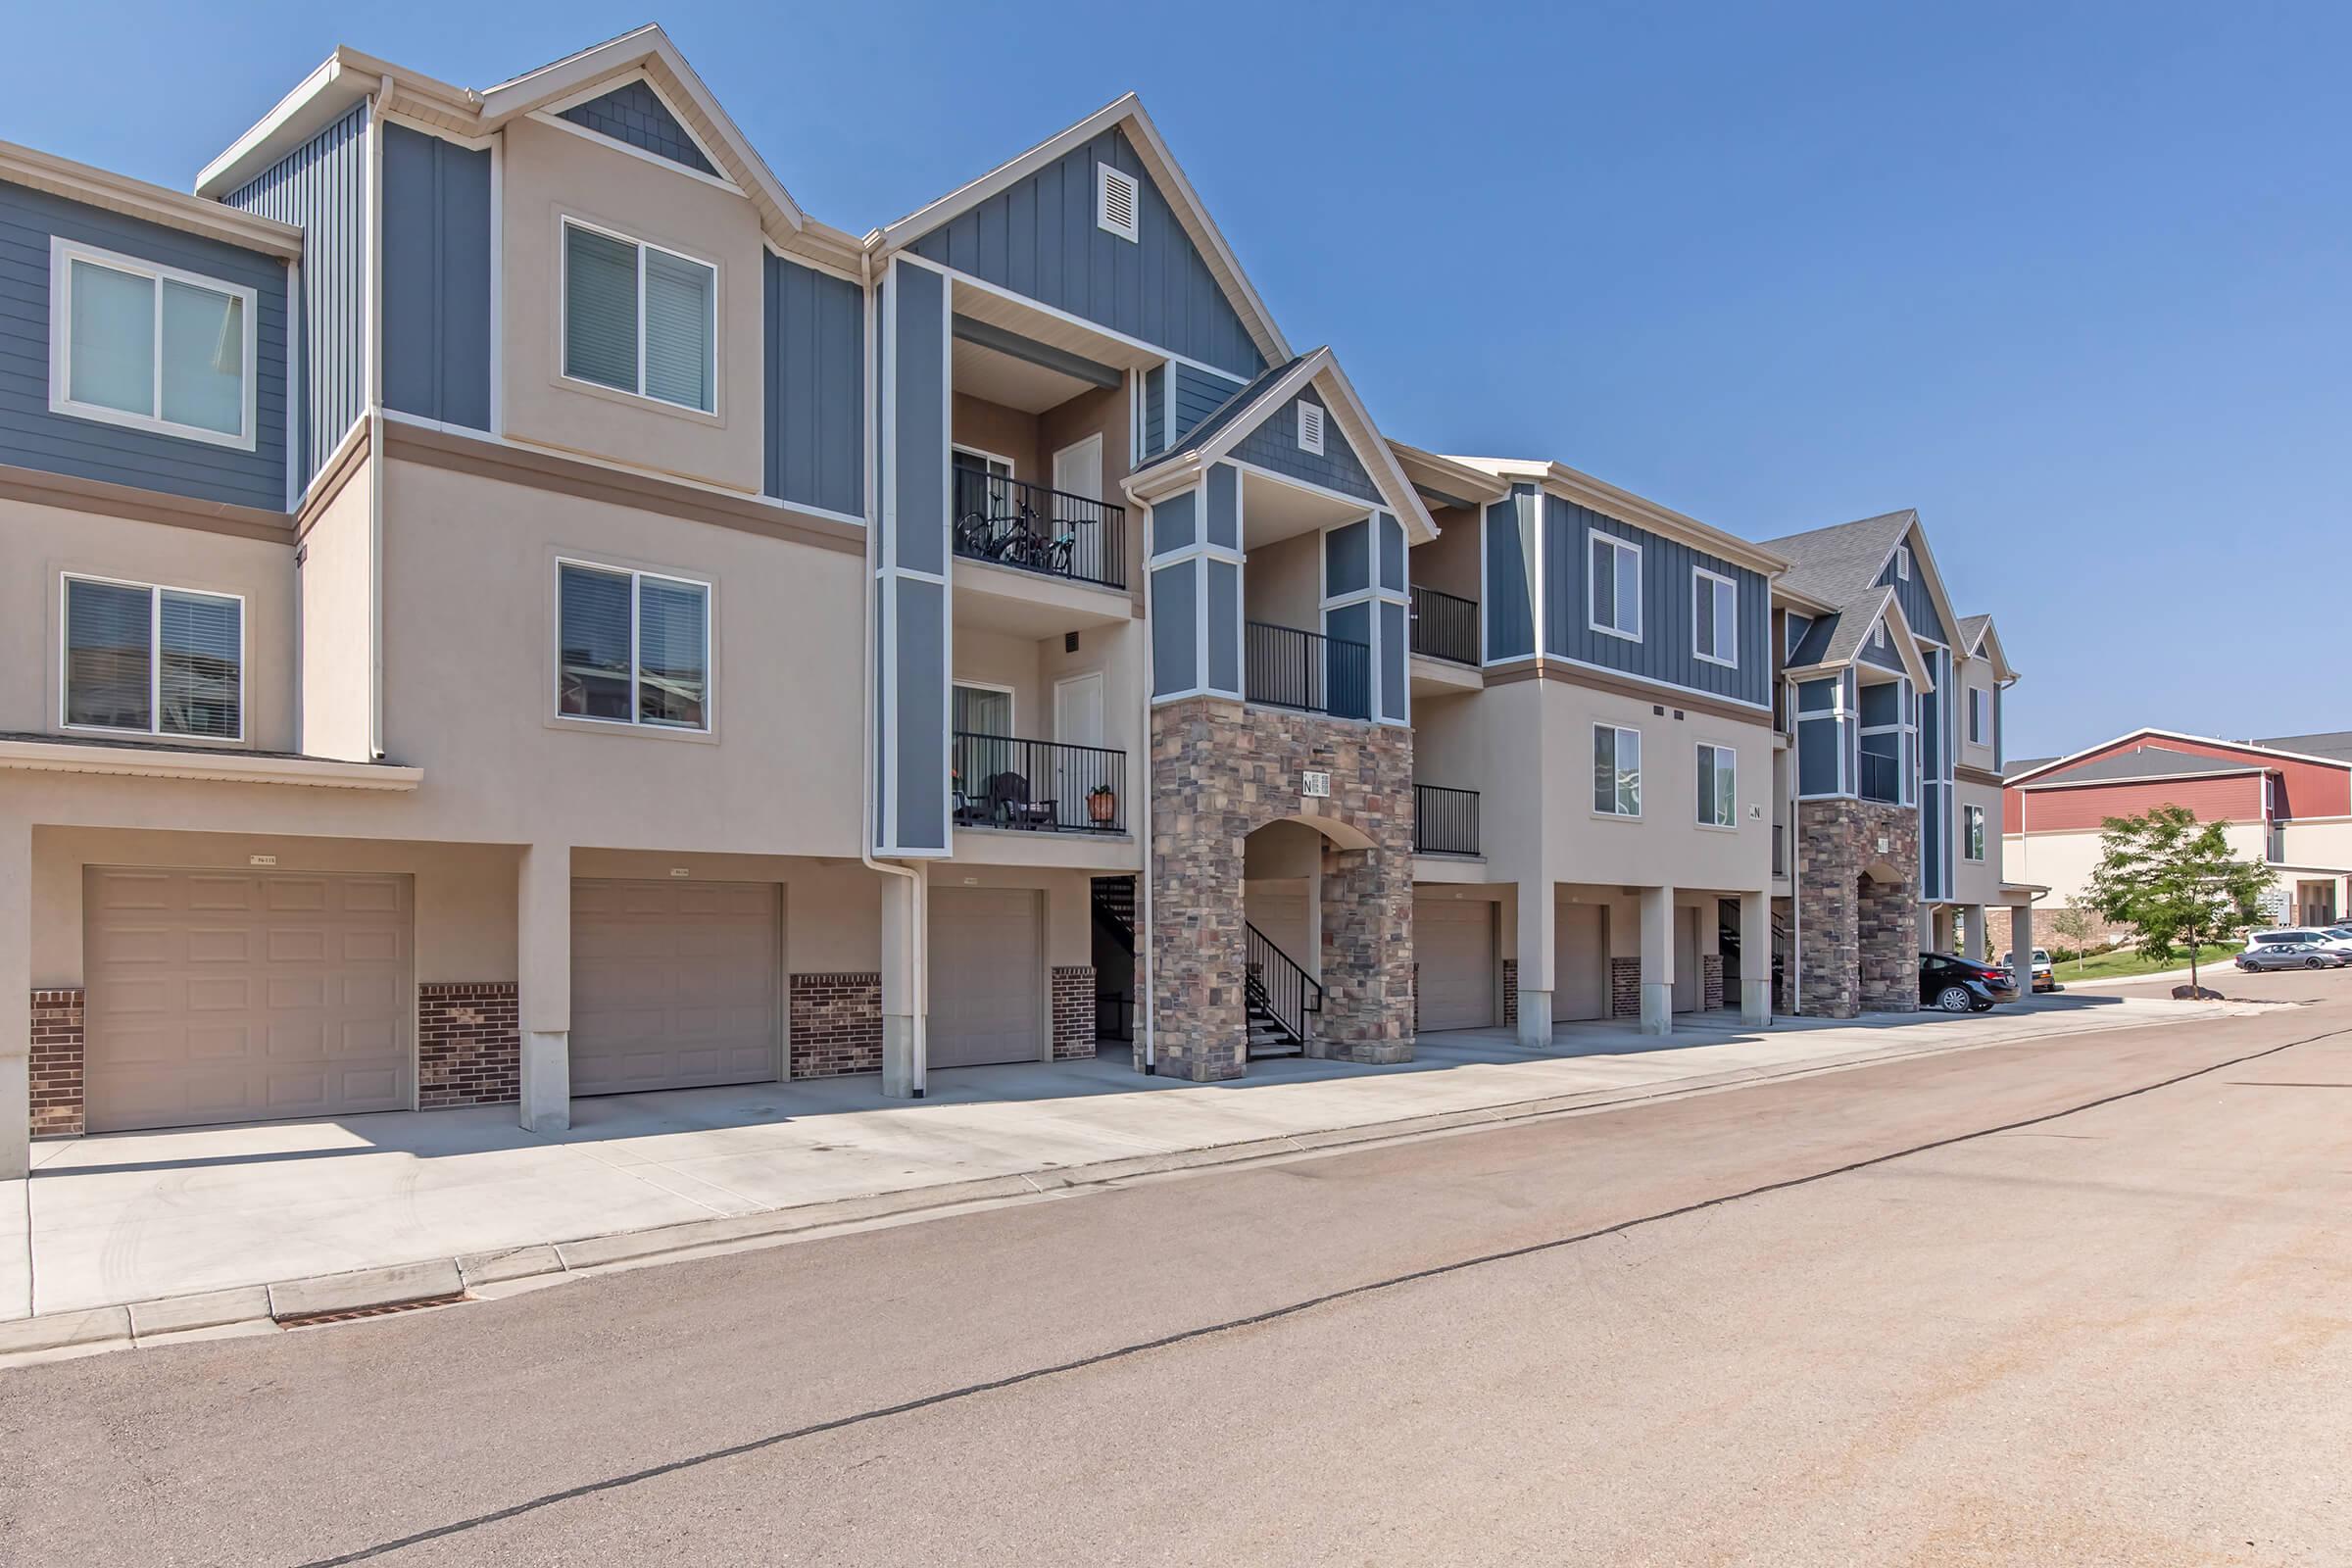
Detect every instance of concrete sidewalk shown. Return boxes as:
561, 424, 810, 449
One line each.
1, 993, 2237, 1328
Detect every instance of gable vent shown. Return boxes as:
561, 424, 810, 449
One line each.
1097, 165, 1140, 242
1297, 400, 1326, 457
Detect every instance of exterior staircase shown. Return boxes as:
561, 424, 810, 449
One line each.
1244, 922, 1317, 1058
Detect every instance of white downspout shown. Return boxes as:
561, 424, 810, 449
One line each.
1137, 490, 1155, 1073
365, 76, 390, 760
857, 247, 926, 1095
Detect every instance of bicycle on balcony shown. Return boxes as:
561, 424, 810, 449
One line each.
954, 497, 1077, 578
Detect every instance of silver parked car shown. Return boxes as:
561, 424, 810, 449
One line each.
2235, 943, 2346, 972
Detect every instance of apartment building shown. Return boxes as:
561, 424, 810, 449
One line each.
0, 24, 2029, 1176
2005, 729, 2352, 937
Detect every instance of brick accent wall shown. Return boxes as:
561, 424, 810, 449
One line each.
1501, 959, 1518, 1030
1052, 966, 1096, 1060
416, 983, 520, 1109
1701, 954, 1725, 1012
1609, 957, 1641, 1019
1796, 799, 1923, 1017
1150, 697, 1414, 1081
30, 989, 84, 1138
791, 972, 882, 1079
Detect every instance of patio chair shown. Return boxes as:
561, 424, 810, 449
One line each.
985, 771, 1058, 831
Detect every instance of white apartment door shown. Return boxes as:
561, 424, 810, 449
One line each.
1054, 672, 1106, 829
1052, 434, 1105, 581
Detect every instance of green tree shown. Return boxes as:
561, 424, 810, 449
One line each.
2084, 806, 2271, 994
2049, 904, 2103, 977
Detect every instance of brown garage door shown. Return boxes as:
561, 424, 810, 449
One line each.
570, 880, 778, 1095
83, 866, 412, 1133
1414, 896, 1494, 1031
929, 887, 1042, 1068
1553, 901, 1609, 1022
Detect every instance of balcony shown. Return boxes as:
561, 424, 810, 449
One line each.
1858, 751, 1903, 806
951, 733, 1127, 833
1414, 784, 1481, 856
1246, 621, 1371, 718
1408, 585, 1479, 665
952, 470, 1127, 591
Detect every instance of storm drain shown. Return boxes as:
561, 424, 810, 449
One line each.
275, 1293, 470, 1329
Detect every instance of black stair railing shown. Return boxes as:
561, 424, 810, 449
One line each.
1090, 877, 1136, 953
1244, 921, 1321, 1048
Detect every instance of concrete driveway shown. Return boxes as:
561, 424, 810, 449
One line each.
2, 991, 2231, 1322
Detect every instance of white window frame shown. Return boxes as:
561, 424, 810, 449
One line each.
1968, 685, 1990, 746
58, 571, 247, 743
1893, 543, 1911, 581
1096, 164, 1141, 242
1593, 722, 1642, 818
1964, 803, 1987, 861
951, 678, 1017, 736
1692, 566, 1738, 669
554, 557, 713, 732
1589, 532, 1643, 642
48, 237, 260, 451
557, 217, 720, 415
1696, 742, 1738, 828
1296, 400, 1326, 457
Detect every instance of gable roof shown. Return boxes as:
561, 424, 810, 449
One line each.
1122, 346, 1438, 544
2021, 744, 2267, 789
2254, 729, 2352, 764
1783, 584, 1935, 689
2004, 726, 2352, 788
869, 93, 1291, 370
1761, 510, 1917, 609
1955, 612, 2020, 681
194, 27, 858, 267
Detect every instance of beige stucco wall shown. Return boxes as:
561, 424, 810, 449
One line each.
1956, 652, 1999, 775
0, 496, 301, 754
301, 461, 374, 760
951, 395, 1042, 485
1409, 505, 1481, 603
1535, 682, 1774, 893
500, 116, 764, 493
1952, 777, 2006, 908
1245, 530, 1321, 633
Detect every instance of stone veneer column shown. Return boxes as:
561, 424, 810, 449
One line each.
1797, 799, 1922, 1017
1150, 696, 1414, 1079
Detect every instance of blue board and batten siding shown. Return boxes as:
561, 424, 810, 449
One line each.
379, 123, 490, 432
1484, 488, 1537, 662
0, 179, 287, 511
764, 253, 863, 517
1877, 526, 1946, 644
906, 128, 1263, 379
1169, 363, 1243, 447
225, 104, 368, 492
1541, 496, 1770, 709
1141, 365, 1165, 458
1229, 393, 1376, 503
558, 80, 717, 176
880, 261, 949, 854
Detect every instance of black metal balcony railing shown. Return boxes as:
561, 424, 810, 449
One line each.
1858, 751, 1903, 805
1413, 784, 1480, 856
951, 469, 1127, 591
951, 732, 1127, 833
1407, 585, 1479, 665
1245, 621, 1371, 718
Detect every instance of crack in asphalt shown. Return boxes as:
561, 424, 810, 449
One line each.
295, 1024, 2347, 1566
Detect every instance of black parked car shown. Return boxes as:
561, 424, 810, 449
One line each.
1920, 951, 2010, 1013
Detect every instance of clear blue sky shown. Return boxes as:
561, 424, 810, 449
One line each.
11, 1, 2347, 759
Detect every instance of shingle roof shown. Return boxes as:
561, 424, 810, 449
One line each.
1758, 510, 1916, 611
1818, 585, 1898, 666
2004, 756, 2056, 779
2253, 729, 2352, 763
1955, 612, 1991, 652
1128, 352, 1309, 479
2024, 744, 2264, 787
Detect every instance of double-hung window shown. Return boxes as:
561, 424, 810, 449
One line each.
1964, 804, 1987, 860
1696, 743, 1737, 827
562, 220, 717, 414
1693, 567, 1738, 667
1590, 532, 1642, 641
1593, 723, 1642, 816
50, 240, 256, 449
1968, 686, 1990, 746
62, 574, 243, 740
557, 561, 710, 730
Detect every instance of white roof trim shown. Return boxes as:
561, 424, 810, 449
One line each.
1, 139, 302, 256
0, 739, 421, 790
1442, 455, 1788, 577
2007, 726, 2352, 788
868, 93, 1292, 369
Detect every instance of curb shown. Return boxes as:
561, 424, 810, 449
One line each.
0, 1003, 2241, 1360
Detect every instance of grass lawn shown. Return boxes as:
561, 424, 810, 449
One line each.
2051, 944, 2240, 984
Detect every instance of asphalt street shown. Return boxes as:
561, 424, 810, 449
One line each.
3, 971, 2346, 1566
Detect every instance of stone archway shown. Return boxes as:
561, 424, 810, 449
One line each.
1149, 697, 1413, 1081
